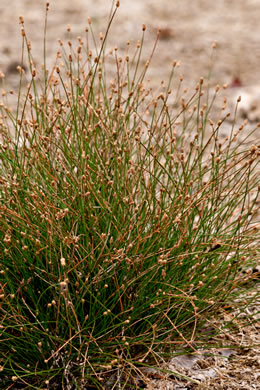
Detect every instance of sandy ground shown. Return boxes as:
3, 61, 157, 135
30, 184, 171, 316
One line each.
0, 1, 259, 389
2, 0, 260, 134
1, 0, 260, 87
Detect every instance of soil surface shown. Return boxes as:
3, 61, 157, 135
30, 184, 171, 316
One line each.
1, 0, 260, 86
0, 1, 259, 389
2, 0, 260, 136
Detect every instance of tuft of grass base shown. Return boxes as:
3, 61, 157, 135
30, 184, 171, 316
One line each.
0, 2, 259, 389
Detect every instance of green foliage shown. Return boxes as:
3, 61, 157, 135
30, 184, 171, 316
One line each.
0, 3, 259, 388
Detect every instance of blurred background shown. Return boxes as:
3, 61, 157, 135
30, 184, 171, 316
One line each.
1, 0, 260, 95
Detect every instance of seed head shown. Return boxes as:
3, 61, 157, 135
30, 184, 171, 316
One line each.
60, 281, 68, 292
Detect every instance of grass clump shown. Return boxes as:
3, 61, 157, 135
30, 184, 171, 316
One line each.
0, 2, 259, 389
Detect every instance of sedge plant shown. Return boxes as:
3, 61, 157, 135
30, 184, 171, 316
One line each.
0, 2, 259, 389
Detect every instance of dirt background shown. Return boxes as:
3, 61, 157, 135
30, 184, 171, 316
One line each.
2, 0, 260, 130
1, 0, 260, 88
0, 1, 259, 389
